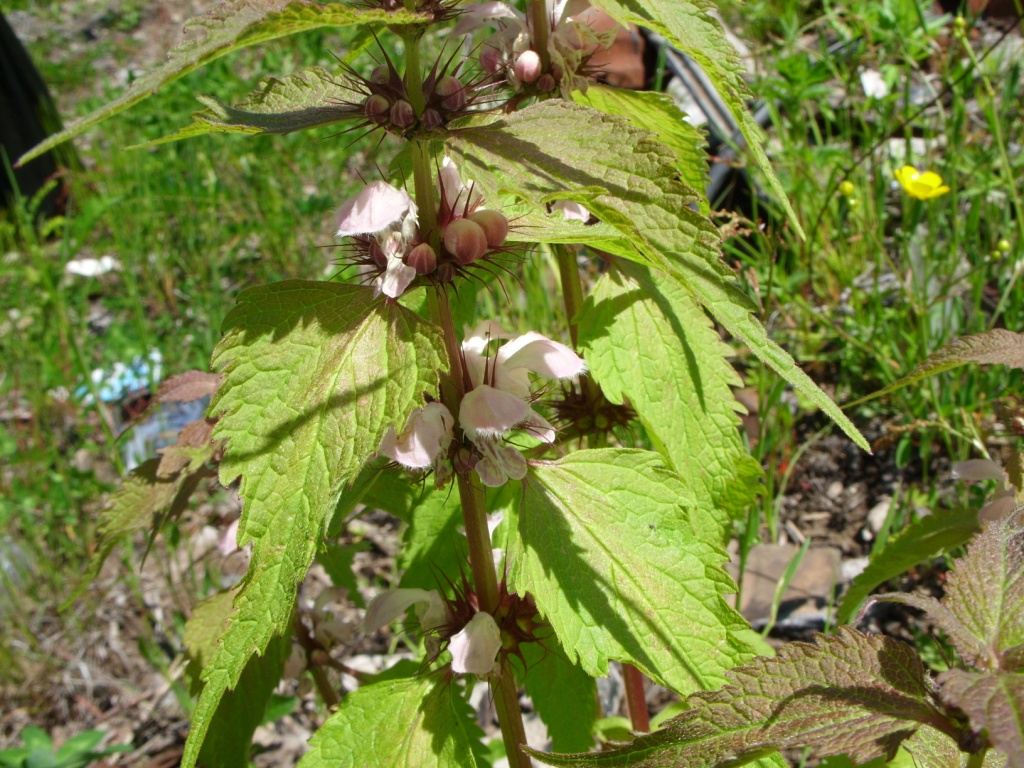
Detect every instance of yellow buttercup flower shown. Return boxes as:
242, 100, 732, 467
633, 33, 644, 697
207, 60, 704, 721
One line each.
894, 165, 951, 200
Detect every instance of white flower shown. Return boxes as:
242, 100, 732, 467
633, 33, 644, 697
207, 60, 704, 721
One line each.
449, 611, 502, 676
459, 321, 586, 485
552, 199, 591, 222
378, 402, 454, 470
860, 69, 889, 100
439, 157, 484, 215
335, 181, 418, 299
362, 588, 449, 634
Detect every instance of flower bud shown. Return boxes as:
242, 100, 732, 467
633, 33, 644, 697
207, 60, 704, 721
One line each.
420, 107, 443, 131
435, 75, 466, 111
390, 99, 416, 128
443, 218, 488, 265
406, 242, 437, 275
469, 209, 508, 248
365, 94, 391, 124
536, 73, 556, 92
370, 64, 390, 85
514, 50, 542, 84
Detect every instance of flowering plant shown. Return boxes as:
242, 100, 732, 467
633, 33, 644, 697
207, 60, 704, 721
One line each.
21, 1, 893, 766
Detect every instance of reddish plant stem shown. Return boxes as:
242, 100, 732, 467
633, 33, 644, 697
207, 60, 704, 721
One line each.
623, 663, 651, 733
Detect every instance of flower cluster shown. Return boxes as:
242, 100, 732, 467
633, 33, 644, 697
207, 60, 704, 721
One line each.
334, 160, 512, 299
458, 0, 617, 100
459, 320, 586, 486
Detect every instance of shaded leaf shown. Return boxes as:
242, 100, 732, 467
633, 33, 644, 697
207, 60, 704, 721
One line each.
836, 507, 980, 625
510, 449, 754, 695
317, 541, 369, 608
939, 670, 1024, 768
854, 330, 1024, 406
900, 726, 972, 768
875, 517, 1024, 670
522, 641, 598, 753
184, 588, 238, 697
528, 629, 954, 768
182, 281, 446, 768
448, 102, 867, 451
298, 662, 484, 767
578, 260, 761, 533
585, 0, 803, 237
18, 2, 425, 164
132, 67, 352, 148
396, 488, 465, 594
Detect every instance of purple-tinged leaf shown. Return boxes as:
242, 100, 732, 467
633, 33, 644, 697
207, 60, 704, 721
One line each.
528, 629, 957, 768
875, 517, 1024, 670
155, 370, 221, 404
939, 670, 1024, 768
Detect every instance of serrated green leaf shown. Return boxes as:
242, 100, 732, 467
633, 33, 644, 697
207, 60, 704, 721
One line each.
130, 67, 352, 149
318, 541, 369, 607
299, 662, 484, 768
574, 84, 709, 214
836, 508, 980, 625
851, 330, 1024, 406
528, 629, 954, 768
448, 102, 867, 451
509, 448, 755, 696
578, 260, 761, 532
585, 0, 803, 238
182, 280, 446, 768
939, 670, 1024, 768
522, 641, 597, 753
17, 2, 426, 164
875, 517, 1024, 671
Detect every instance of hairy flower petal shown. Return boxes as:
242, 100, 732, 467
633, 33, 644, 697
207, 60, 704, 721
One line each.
378, 402, 454, 468
449, 611, 502, 675
460, 384, 532, 440
497, 331, 587, 381
336, 181, 416, 237
475, 439, 528, 486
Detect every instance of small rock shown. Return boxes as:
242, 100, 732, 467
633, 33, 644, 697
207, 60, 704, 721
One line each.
826, 480, 843, 500
866, 497, 892, 535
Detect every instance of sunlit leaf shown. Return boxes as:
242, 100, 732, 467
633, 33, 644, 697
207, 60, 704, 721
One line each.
509, 448, 754, 696
182, 281, 445, 768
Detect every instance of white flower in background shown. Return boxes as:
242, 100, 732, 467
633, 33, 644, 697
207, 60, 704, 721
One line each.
952, 458, 1022, 522
459, 320, 586, 485
362, 587, 449, 634
448, 611, 502, 676
378, 402, 454, 471
335, 180, 419, 299
860, 68, 889, 100
552, 199, 591, 222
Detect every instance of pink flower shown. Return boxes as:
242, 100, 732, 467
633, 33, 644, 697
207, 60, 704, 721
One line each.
458, 321, 586, 485
448, 611, 502, 676
378, 402, 454, 470
335, 181, 418, 299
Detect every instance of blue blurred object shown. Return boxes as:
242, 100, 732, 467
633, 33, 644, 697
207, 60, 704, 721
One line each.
122, 396, 211, 472
76, 349, 163, 405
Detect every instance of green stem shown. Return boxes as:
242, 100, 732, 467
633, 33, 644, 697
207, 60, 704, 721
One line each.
528, 0, 551, 71
402, 28, 427, 115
